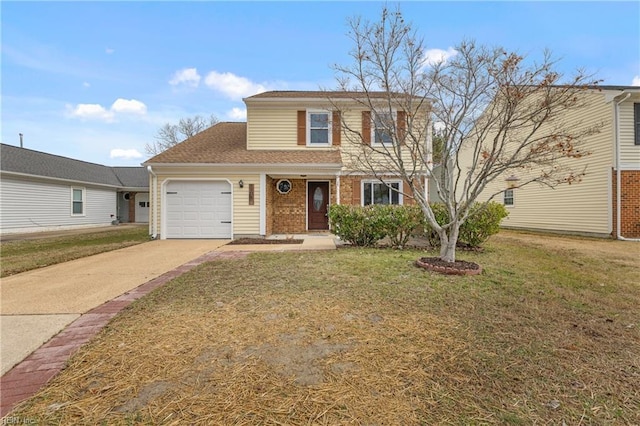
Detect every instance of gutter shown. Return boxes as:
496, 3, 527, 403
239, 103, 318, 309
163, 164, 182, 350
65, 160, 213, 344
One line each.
613, 92, 640, 241
147, 165, 158, 239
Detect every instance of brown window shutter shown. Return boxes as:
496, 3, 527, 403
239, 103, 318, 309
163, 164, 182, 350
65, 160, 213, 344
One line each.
362, 111, 371, 145
403, 180, 413, 204
352, 178, 361, 205
332, 111, 341, 146
397, 111, 406, 144
297, 110, 306, 146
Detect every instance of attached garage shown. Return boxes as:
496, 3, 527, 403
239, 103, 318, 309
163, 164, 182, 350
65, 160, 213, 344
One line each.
164, 180, 232, 239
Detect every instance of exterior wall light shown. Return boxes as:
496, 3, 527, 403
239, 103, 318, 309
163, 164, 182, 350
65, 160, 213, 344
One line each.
238, 180, 244, 188
505, 175, 520, 189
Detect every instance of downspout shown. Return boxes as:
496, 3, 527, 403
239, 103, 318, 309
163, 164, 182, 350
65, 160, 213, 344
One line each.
613, 92, 640, 241
147, 165, 158, 239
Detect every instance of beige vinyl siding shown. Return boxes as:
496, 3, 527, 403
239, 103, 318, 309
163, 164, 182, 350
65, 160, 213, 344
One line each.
469, 90, 614, 236
151, 170, 261, 237
247, 107, 338, 151
339, 108, 429, 173
617, 98, 640, 168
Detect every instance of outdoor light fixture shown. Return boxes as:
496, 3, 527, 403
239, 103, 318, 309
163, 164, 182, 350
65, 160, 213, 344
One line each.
238, 180, 244, 188
505, 174, 520, 189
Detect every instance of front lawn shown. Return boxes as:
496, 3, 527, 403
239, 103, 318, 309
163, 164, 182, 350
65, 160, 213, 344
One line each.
0, 225, 150, 277
11, 232, 640, 424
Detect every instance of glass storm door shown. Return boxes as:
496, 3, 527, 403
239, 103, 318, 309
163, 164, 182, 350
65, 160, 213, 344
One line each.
307, 181, 329, 230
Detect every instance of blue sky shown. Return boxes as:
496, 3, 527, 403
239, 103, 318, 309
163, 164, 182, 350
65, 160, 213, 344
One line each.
2, 1, 639, 166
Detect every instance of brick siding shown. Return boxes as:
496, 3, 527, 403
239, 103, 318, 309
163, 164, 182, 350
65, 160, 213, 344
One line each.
612, 170, 640, 238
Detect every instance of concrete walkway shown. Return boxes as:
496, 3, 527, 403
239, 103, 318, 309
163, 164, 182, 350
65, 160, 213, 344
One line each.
0, 235, 336, 417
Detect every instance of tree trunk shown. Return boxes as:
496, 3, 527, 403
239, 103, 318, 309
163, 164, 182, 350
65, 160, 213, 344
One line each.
439, 223, 460, 263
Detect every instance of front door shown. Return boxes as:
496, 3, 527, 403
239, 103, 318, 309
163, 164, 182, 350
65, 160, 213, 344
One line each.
307, 181, 329, 230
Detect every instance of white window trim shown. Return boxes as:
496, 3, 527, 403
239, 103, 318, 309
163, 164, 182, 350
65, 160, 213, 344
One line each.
503, 189, 515, 207
361, 179, 403, 206
71, 187, 86, 216
371, 110, 397, 147
306, 109, 332, 147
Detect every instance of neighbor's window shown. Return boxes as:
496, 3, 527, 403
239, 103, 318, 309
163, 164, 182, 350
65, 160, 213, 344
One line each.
72, 187, 85, 215
308, 111, 331, 145
363, 181, 402, 205
634, 103, 640, 145
373, 112, 395, 145
503, 189, 514, 206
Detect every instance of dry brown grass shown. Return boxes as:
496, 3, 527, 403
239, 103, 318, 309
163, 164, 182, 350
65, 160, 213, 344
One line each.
10, 231, 640, 424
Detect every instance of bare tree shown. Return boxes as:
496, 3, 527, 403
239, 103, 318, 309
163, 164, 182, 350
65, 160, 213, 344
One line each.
333, 6, 600, 263
145, 114, 218, 155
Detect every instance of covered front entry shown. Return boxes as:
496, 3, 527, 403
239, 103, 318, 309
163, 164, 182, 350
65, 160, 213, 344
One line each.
307, 181, 329, 230
165, 180, 232, 239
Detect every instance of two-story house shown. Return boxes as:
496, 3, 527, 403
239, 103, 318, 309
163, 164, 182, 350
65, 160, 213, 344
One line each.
460, 85, 640, 240
143, 91, 430, 239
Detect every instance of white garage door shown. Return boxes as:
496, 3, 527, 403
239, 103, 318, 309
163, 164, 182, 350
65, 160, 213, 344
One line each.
165, 181, 232, 239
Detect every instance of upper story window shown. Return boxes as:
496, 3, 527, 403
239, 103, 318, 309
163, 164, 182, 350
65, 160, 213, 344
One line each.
71, 187, 85, 215
634, 103, 640, 145
362, 180, 402, 205
298, 110, 340, 147
503, 189, 514, 207
373, 112, 396, 145
362, 110, 406, 146
308, 111, 331, 145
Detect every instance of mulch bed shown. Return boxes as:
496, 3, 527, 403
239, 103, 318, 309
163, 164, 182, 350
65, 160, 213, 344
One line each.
228, 238, 303, 245
415, 257, 482, 276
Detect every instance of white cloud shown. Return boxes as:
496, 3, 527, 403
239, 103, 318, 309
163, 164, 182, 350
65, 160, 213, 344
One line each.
67, 103, 114, 121
227, 107, 247, 120
106, 48, 115, 54
204, 71, 268, 100
110, 148, 143, 160
83, 82, 90, 88
111, 98, 147, 115
67, 98, 147, 122
632, 76, 640, 86
169, 68, 201, 87
421, 47, 458, 68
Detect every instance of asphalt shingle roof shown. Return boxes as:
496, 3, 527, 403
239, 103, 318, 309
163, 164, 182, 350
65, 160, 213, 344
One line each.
1, 143, 147, 189
144, 122, 343, 166
245, 90, 409, 100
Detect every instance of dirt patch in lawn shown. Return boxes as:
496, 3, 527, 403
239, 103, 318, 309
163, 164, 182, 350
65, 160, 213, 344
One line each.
22, 292, 462, 424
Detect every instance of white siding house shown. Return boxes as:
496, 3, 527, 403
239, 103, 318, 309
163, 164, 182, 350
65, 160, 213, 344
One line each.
0, 144, 149, 235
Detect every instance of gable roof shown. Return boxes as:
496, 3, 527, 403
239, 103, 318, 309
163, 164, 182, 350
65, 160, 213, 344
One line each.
144, 122, 342, 166
0, 143, 147, 189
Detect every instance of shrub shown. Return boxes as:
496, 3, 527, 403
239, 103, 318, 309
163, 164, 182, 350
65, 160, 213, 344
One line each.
328, 204, 386, 247
377, 205, 424, 248
420, 202, 508, 248
459, 202, 509, 247
330, 201, 508, 249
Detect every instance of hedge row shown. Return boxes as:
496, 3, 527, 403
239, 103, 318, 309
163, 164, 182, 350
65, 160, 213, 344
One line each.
328, 202, 508, 248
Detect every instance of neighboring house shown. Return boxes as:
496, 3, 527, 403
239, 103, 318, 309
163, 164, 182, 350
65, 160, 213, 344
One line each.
144, 91, 430, 239
0, 143, 149, 234
463, 86, 640, 239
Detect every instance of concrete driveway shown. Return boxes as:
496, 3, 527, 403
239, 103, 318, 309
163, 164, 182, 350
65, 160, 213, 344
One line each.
0, 239, 228, 375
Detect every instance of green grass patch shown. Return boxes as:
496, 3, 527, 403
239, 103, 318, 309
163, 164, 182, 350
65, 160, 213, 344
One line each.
0, 225, 150, 277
